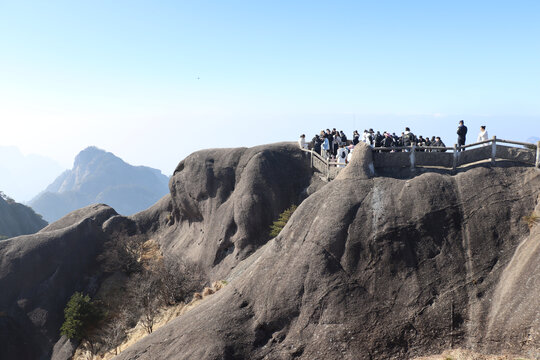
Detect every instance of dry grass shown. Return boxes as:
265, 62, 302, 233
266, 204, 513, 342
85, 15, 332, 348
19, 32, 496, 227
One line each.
202, 287, 215, 297
414, 349, 533, 360
139, 239, 163, 269
72, 279, 229, 360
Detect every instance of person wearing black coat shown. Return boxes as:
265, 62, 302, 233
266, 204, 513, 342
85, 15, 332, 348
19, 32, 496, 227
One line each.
457, 120, 468, 150
340, 130, 348, 144
374, 131, 384, 148
432, 137, 446, 152
326, 129, 334, 155
312, 135, 322, 154
352, 130, 360, 145
382, 133, 394, 151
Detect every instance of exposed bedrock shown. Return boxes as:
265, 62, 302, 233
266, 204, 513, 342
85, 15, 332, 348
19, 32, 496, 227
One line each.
134, 142, 315, 280
0, 204, 117, 360
115, 143, 540, 360
1, 142, 538, 360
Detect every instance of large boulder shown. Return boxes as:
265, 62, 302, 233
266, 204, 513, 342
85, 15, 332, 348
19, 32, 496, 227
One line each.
133, 142, 315, 280
0, 204, 117, 360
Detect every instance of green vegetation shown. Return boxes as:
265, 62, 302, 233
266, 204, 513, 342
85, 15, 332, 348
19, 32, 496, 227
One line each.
269, 205, 297, 238
60, 292, 104, 341
0, 235, 8, 241
522, 212, 539, 229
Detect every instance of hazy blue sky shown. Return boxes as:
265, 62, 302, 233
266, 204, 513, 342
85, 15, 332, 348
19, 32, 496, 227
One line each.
1, 0, 539, 176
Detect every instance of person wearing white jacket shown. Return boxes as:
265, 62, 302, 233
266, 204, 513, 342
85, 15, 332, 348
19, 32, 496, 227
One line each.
298, 134, 308, 149
477, 126, 489, 145
362, 130, 372, 145
336, 145, 348, 168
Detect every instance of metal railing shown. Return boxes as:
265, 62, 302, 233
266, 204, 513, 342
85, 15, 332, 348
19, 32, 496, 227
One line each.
301, 137, 540, 180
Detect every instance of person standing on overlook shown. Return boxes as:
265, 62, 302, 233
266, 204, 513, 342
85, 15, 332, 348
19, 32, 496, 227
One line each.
477, 125, 489, 144
298, 134, 308, 149
312, 134, 322, 154
457, 120, 468, 150
322, 134, 330, 159
352, 130, 360, 145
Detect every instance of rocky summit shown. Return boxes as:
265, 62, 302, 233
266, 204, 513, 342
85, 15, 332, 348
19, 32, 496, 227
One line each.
0, 142, 538, 360
29, 146, 169, 223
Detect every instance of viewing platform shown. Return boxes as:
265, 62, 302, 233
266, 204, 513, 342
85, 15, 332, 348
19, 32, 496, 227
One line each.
302, 137, 540, 180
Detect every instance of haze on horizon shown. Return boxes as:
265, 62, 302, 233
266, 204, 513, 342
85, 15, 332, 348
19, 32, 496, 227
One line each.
1, 1, 539, 182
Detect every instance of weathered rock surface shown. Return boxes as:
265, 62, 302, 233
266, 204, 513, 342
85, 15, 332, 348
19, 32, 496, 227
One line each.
0, 194, 47, 239
0, 204, 117, 360
0, 143, 314, 360
29, 146, 169, 223
133, 142, 314, 280
114, 144, 540, 360
1, 142, 539, 360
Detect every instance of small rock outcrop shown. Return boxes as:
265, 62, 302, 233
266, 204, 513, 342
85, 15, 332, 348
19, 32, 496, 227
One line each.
29, 146, 169, 223
0, 193, 47, 239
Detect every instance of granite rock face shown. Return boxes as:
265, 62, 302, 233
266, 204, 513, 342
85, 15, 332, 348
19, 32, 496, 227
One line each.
0, 204, 117, 360
1, 143, 539, 360
114, 146, 540, 360
0, 143, 314, 360
135, 142, 314, 280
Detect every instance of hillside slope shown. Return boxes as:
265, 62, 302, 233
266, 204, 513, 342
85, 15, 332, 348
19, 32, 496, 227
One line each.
0, 204, 117, 360
114, 143, 540, 360
29, 146, 169, 223
0, 193, 47, 238
0, 143, 315, 360
1, 143, 538, 360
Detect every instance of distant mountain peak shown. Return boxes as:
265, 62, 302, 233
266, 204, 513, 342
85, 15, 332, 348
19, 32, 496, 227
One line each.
73, 146, 116, 167
30, 147, 170, 223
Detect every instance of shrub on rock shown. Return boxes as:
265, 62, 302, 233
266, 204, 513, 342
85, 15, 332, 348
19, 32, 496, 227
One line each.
60, 292, 104, 341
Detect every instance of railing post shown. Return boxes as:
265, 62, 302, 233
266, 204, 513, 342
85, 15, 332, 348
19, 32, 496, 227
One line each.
453, 144, 458, 172
536, 141, 540, 169
491, 136, 497, 165
327, 158, 330, 179
410, 144, 416, 170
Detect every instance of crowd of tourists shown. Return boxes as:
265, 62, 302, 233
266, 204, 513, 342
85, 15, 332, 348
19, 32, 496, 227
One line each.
298, 121, 490, 167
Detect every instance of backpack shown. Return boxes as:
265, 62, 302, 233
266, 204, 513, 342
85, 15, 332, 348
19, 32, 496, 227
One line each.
404, 132, 415, 145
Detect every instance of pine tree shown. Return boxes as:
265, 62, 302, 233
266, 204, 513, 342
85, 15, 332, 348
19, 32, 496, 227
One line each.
269, 205, 297, 238
60, 292, 104, 340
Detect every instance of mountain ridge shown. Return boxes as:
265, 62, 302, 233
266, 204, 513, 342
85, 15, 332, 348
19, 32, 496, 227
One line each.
0, 193, 47, 239
0, 142, 538, 360
29, 146, 170, 223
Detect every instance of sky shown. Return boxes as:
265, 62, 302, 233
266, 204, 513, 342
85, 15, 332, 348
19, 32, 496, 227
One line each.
1, 0, 539, 178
